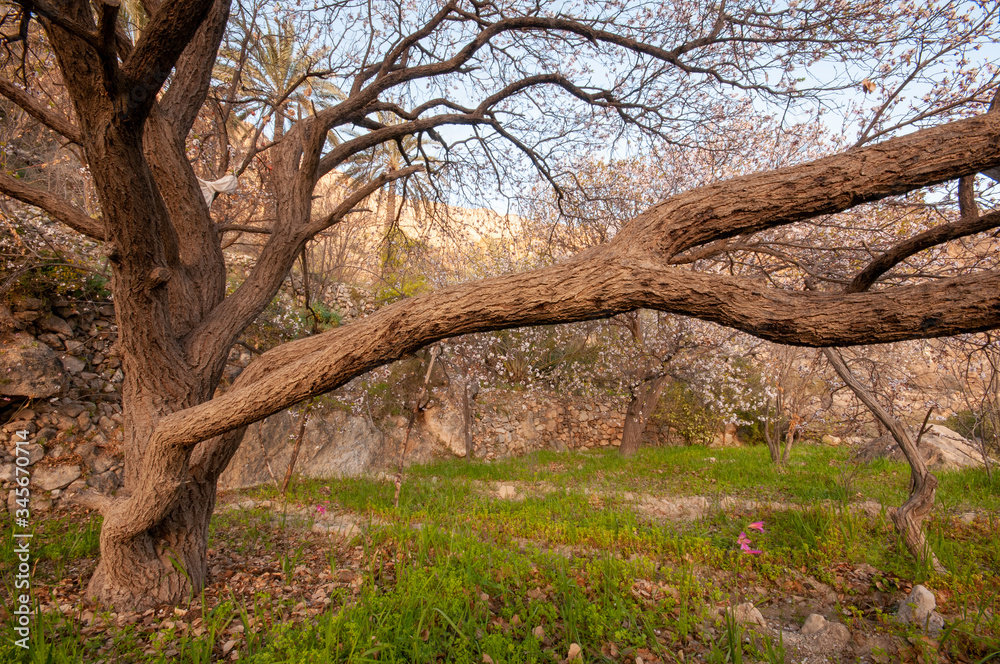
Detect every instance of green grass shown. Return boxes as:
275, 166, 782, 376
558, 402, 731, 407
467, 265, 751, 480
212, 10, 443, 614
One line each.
3, 442, 1000, 662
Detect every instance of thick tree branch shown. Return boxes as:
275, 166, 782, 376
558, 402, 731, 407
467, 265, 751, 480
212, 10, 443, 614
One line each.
157, 263, 1000, 454
159, 0, 230, 137
119, 0, 217, 123
617, 113, 1000, 255
0, 79, 83, 144
0, 172, 104, 239
847, 210, 1000, 293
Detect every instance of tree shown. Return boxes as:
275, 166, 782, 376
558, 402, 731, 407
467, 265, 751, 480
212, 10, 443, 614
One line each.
2, 0, 1000, 609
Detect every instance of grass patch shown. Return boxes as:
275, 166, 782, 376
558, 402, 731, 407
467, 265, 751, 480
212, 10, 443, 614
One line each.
4, 442, 999, 662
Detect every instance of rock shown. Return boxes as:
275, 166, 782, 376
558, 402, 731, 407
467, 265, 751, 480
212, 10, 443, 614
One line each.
897, 585, 945, 634
218, 408, 388, 491
54, 305, 78, 319
7, 488, 51, 513
32, 465, 82, 491
90, 454, 117, 474
497, 484, 518, 500
12, 296, 43, 312
61, 403, 87, 418
856, 425, 988, 470
19, 444, 45, 465
33, 427, 57, 443
3, 420, 36, 435
421, 399, 466, 457
37, 333, 63, 349
732, 602, 766, 627
38, 314, 74, 337
46, 444, 67, 459
63, 339, 85, 354
821, 434, 841, 446
0, 332, 65, 398
0, 463, 14, 482
59, 354, 87, 375
87, 467, 122, 494
801, 613, 828, 635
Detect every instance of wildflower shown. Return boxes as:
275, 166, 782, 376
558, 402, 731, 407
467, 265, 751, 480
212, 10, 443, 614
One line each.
737, 530, 762, 555
316, 505, 326, 515
748, 521, 765, 533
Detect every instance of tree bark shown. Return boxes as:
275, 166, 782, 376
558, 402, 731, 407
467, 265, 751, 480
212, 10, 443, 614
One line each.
619, 375, 670, 457
822, 348, 944, 572
463, 378, 478, 461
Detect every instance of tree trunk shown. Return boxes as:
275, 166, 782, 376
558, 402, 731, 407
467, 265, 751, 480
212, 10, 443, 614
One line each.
619, 375, 670, 457
87, 478, 217, 608
763, 395, 784, 464
822, 348, 944, 572
463, 378, 478, 461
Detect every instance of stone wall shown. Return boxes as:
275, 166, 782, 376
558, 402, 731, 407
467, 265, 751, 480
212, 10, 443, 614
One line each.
1, 294, 125, 512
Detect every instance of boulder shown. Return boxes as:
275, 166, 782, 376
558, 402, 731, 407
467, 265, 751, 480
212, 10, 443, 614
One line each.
421, 394, 466, 457
0, 333, 65, 398
32, 465, 82, 491
218, 407, 389, 491
896, 584, 945, 635
855, 425, 988, 470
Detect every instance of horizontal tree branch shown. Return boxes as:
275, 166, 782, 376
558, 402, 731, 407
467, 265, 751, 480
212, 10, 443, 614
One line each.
617, 112, 1000, 255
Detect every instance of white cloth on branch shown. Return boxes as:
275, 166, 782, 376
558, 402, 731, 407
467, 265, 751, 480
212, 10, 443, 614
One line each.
197, 174, 238, 205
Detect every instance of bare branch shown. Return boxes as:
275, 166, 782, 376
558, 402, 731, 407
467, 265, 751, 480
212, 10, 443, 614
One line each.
847, 210, 1000, 293
0, 79, 82, 143
0, 171, 104, 239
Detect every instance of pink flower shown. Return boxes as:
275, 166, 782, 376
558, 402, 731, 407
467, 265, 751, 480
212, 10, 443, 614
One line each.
316, 505, 326, 515
737, 530, 762, 555
748, 521, 764, 533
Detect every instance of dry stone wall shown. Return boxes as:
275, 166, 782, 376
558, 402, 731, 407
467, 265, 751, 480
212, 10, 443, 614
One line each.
1, 294, 125, 513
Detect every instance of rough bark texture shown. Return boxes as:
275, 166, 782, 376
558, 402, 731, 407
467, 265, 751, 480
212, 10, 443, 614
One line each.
618, 375, 670, 457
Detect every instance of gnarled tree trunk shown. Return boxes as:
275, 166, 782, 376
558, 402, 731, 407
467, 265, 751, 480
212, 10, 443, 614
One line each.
823, 348, 944, 572
619, 375, 670, 457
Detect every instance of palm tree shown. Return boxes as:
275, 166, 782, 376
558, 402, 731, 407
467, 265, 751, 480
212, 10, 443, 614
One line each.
216, 12, 343, 142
